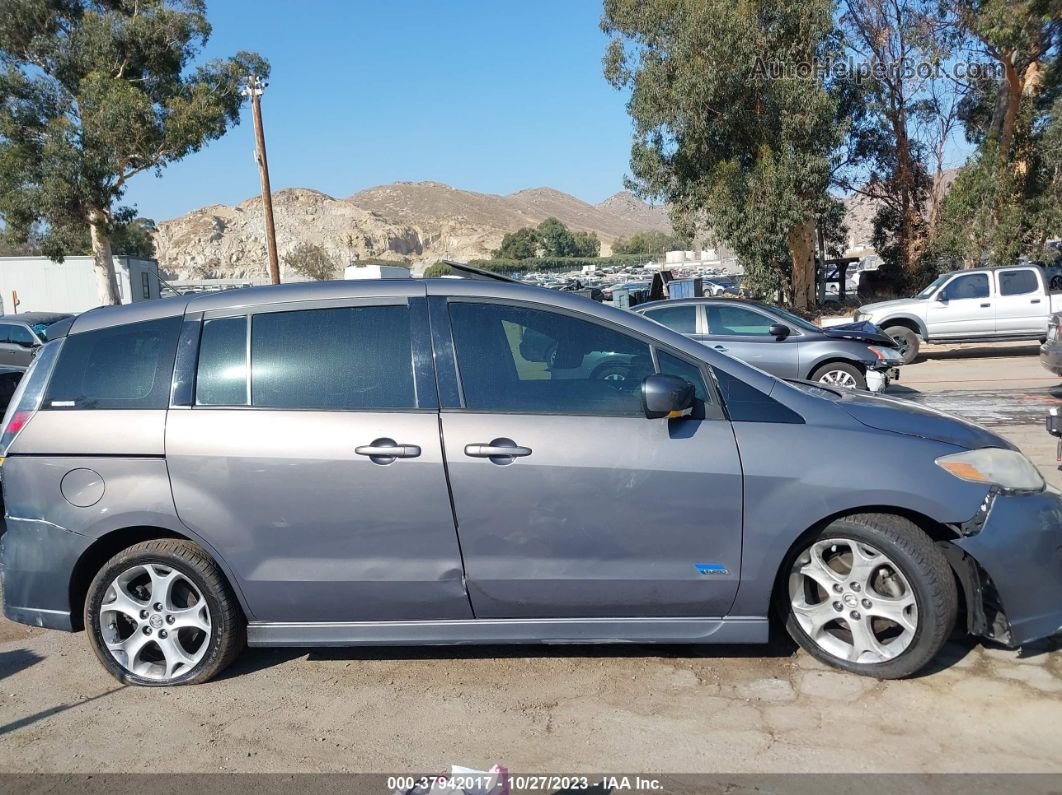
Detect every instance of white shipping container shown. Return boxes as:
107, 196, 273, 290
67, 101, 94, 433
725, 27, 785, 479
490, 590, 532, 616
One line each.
0, 255, 162, 314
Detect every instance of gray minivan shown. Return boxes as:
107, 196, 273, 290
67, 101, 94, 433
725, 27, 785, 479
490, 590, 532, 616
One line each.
1, 278, 1060, 685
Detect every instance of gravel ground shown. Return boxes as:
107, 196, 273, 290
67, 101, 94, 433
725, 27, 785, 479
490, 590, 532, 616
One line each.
1, 345, 1061, 774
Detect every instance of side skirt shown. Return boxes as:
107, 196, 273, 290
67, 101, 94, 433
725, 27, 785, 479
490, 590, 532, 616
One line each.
247, 616, 769, 647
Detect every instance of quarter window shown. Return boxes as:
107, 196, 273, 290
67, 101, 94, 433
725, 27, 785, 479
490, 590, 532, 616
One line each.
197, 316, 249, 406
448, 302, 653, 415
656, 350, 710, 403
44, 316, 183, 409
643, 305, 697, 334
998, 270, 1038, 296
248, 305, 416, 410
706, 305, 775, 336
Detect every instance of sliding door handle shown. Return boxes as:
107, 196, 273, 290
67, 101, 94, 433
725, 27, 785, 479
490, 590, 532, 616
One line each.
465, 438, 532, 464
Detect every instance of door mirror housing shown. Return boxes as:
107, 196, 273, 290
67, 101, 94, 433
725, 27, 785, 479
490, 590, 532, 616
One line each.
768, 323, 791, 340
936, 290, 948, 303
641, 374, 695, 420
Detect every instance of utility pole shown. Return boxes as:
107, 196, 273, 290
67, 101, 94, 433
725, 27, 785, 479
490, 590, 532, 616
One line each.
244, 74, 280, 285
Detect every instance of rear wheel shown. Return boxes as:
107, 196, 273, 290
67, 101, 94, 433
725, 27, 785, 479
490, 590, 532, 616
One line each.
777, 514, 957, 679
811, 361, 866, 390
884, 326, 920, 364
85, 539, 244, 686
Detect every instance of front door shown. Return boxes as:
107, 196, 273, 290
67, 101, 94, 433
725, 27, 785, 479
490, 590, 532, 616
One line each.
926, 272, 993, 338
701, 302, 802, 379
438, 298, 743, 619
167, 298, 471, 624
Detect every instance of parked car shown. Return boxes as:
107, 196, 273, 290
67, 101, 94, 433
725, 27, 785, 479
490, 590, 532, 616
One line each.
0, 312, 74, 368
635, 298, 903, 391
1040, 312, 1062, 377
602, 281, 650, 302
854, 265, 1062, 364
2, 278, 1059, 686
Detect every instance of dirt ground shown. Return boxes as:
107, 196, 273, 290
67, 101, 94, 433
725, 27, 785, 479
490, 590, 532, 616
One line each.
1, 342, 1061, 774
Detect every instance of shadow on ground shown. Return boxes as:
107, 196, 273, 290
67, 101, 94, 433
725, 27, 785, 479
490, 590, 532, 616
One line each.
0, 648, 42, 681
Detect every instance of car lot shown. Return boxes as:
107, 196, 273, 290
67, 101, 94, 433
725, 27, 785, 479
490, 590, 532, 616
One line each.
1, 341, 1061, 774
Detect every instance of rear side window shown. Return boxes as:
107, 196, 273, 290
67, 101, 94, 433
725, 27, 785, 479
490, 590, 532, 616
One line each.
999, 270, 1039, 296
643, 305, 697, 334
206, 305, 417, 410
44, 316, 182, 409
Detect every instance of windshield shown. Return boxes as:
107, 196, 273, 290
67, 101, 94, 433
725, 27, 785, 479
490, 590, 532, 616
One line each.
915, 274, 950, 299
768, 306, 822, 334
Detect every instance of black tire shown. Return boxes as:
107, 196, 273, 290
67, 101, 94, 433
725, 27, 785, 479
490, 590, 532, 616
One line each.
85, 539, 245, 686
884, 325, 920, 365
776, 514, 957, 679
810, 361, 867, 390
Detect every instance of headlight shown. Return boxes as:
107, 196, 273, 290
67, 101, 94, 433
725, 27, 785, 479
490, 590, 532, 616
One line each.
935, 448, 1045, 492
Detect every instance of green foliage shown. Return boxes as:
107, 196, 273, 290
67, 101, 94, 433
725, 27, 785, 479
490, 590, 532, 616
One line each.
602, 0, 843, 308
423, 255, 652, 278
0, 0, 268, 302
494, 218, 600, 259
284, 243, 340, 281
611, 230, 691, 256
494, 227, 540, 259
423, 262, 453, 278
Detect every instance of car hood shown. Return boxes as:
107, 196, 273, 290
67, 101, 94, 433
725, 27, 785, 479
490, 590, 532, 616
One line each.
858, 298, 922, 314
823, 320, 897, 347
832, 389, 1015, 451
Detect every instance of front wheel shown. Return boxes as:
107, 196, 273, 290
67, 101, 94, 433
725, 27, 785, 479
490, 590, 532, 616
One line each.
811, 362, 866, 390
777, 514, 957, 679
85, 539, 245, 686
884, 326, 920, 365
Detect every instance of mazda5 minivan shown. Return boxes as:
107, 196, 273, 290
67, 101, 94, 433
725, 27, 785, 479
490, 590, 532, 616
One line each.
1, 277, 1060, 685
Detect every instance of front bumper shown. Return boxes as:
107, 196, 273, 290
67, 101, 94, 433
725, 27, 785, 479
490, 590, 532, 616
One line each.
953, 487, 1062, 647
0, 516, 91, 631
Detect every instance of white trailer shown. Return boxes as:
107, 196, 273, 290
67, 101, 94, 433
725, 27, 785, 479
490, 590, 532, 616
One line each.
0, 255, 162, 314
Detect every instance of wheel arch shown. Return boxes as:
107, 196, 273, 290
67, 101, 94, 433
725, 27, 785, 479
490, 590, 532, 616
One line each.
879, 315, 927, 339
804, 355, 866, 380
68, 524, 250, 631
768, 506, 965, 626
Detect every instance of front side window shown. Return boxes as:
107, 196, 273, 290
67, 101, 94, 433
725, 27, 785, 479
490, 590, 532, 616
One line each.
999, 269, 1038, 296
248, 305, 415, 410
643, 305, 697, 334
44, 316, 183, 409
943, 274, 989, 300
448, 301, 653, 415
706, 305, 775, 336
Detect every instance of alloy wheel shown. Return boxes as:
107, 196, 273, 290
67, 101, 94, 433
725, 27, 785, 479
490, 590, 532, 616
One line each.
817, 369, 859, 389
788, 538, 918, 664
99, 563, 212, 681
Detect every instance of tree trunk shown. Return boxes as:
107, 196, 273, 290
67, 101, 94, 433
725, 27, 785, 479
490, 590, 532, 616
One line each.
88, 211, 120, 306
1000, 54, 1023, 162
788, 218, 816, 312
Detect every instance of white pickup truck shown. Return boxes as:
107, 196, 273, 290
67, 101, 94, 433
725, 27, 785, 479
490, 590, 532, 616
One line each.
854, 265, 1062, 363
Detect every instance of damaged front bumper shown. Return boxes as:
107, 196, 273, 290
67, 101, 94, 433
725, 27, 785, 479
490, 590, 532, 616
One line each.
949, 487, 1062, 647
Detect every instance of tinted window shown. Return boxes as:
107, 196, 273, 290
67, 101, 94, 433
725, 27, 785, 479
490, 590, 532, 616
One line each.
45, 316, 182, 409
707, 305, 775, 336
643, 305, 697, 334
250, 305, 415, 410
449, 301, 653, 415
656, 350, 710, 403
712, 367, 803, 423
197, 316, 248, 406
999, 270, 1038, 296
944, 274, 989, 300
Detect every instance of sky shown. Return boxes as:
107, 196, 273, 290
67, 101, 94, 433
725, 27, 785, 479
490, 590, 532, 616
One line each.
122, 0, 637, 223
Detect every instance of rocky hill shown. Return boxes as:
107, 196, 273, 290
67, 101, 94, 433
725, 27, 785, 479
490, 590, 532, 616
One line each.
153, 182, 674, 280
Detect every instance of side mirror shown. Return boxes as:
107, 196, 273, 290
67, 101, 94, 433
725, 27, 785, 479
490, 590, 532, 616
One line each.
768, 323, 791, 340
641, 373, 695, 420
936, 290, 948, 303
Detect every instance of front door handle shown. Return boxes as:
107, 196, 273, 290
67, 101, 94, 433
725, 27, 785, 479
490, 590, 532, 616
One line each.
356, 438, 421, 465
980, 303, 991, 308
465, 438, 532, 465
1032, 299, 1041, 304
713, 345, 727, 352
